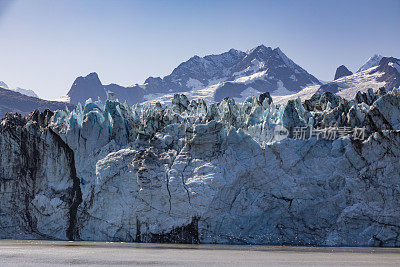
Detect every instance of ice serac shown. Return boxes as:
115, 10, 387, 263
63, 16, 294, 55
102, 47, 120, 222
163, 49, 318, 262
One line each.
2, 87, 400, 246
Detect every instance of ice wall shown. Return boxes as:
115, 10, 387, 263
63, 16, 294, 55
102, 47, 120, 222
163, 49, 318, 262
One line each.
2, 88, 400, 246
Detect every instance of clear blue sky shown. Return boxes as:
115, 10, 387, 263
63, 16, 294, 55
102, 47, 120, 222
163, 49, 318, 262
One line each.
0, 0, 399, 100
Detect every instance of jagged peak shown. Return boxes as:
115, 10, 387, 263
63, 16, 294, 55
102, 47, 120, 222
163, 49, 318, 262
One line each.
73, 72, 102, 84
370, 54, 383, 60
68, 72, 105, 101
334, 65, 353, 80
273, 47, 297, 69
228, 48, 239, 53
357, 54, 384, 72
73, 72, 101, 83
228, 48, 244, 56
247, 44, 273, 55
380, 56, 400, 64
0, 81, 9, 89
144, 76, 162, 84
86, 72, 100, 79
190, 55, 201, 60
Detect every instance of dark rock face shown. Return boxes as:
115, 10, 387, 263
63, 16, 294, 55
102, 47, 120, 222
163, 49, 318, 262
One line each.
104, 83, 144, 105
0, 87, 73, 118
0, 111, 81, 240
67, 73, 145, 105
334, 65, 353, 80
67, 73, 106, 104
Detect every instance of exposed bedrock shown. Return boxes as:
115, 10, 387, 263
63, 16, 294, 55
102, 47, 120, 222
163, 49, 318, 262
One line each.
1, 88, 400, 246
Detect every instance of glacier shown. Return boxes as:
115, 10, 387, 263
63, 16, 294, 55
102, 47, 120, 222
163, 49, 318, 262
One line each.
1, 88, 400, 246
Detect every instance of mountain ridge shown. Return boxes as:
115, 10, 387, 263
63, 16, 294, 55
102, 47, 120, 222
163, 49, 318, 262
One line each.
66, 45, 321, 105
273, 55, 400, 104
0, 87, 73, 118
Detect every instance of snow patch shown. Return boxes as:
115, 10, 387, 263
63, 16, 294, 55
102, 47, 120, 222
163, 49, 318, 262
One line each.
186, 78, 204, 90
14, 87, 38, 98
54, 95, 71, 103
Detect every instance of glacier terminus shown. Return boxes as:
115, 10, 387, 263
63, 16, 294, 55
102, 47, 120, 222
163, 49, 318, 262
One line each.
1, 87, 400, 246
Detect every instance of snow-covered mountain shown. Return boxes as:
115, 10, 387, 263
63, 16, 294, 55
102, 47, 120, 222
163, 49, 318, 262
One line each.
66, 45, 321, 105
14, 87, 38, 98
274, 56, 400, 104
357, 54, 383, 72
0, 81, 9, 89
0, 80, 39, 98
320, 56, 399, 98
145, 45, 320, 102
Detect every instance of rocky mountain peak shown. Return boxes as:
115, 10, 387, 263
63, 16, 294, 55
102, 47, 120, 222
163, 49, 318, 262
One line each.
372, 57, 400, 89
247, 44, 272, 54
228, 48, 242, 55
357, 54, 383, 72
334, 65, 353, 80
66, 45, 321, 105
0, 81, 9, 89
67, 72, 106, 104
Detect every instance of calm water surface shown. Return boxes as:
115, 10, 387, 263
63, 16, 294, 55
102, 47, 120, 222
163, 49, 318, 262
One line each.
1, 239, 400, 266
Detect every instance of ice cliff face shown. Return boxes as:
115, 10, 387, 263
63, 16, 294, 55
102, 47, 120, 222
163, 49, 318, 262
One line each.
0, 110, 81, 240
2, 88, 400, 246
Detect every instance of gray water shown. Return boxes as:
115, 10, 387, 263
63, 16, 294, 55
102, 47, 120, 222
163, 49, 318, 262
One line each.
1, 240, 400, 266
